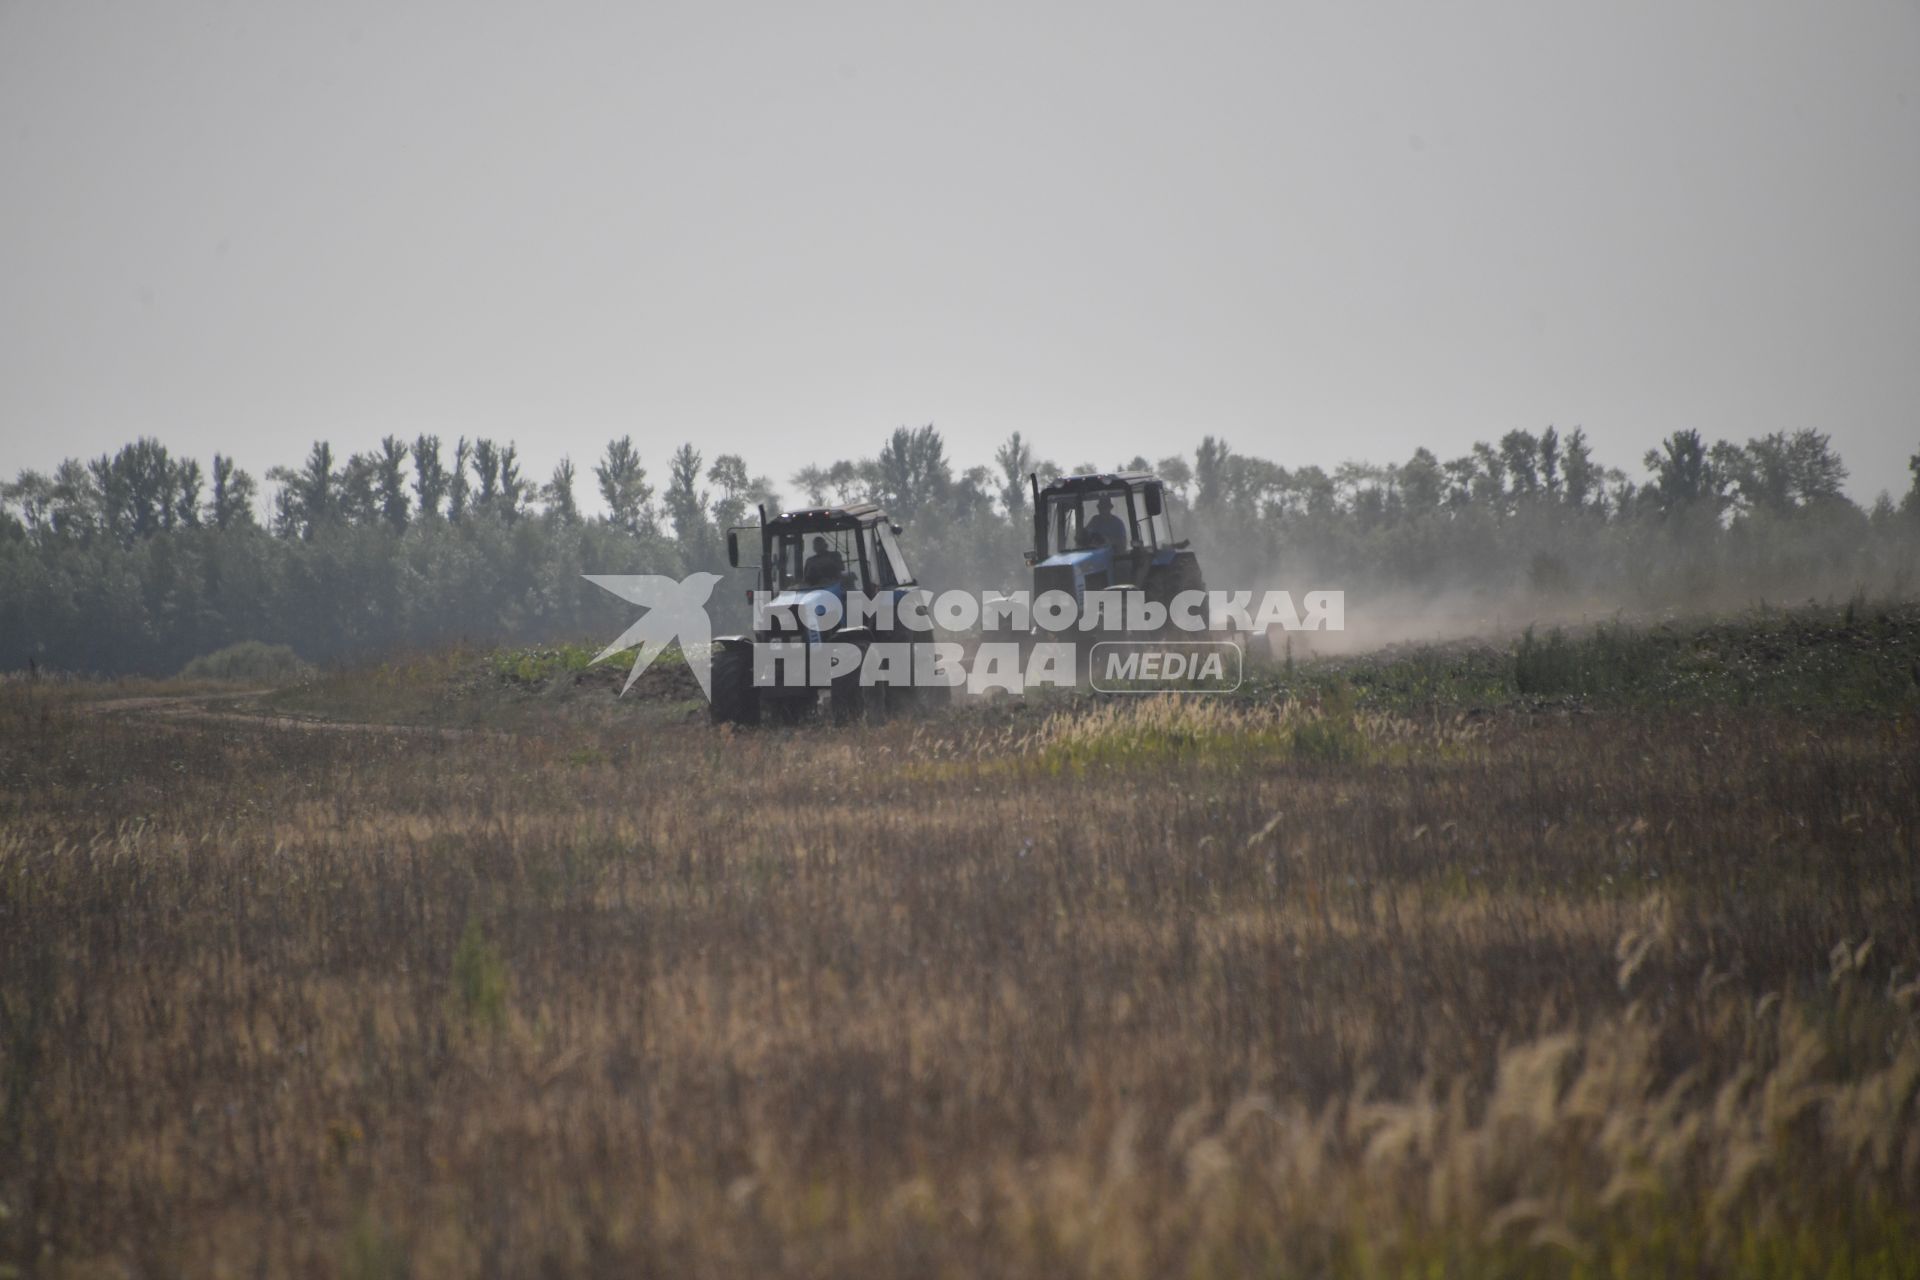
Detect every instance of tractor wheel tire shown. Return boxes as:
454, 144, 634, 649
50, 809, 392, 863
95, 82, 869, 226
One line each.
831, 668, 864, 724
1152, 554, 1206, 601
709, 642, 760, 727
1149, 555, 1208, 637
833, 665, 889, 723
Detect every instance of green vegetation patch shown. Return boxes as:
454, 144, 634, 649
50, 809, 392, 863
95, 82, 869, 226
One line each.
178, 640, 313, 683
1022, 690, 1408, 774
490, 641, 633, 686
1240, 600, 1920, 718
1509, 602, 1920, 713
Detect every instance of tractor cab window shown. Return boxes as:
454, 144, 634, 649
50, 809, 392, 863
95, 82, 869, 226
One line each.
1050, 490, 1133, 553
853, 526, 881, 589
1130, 488, 1170, 548
875, 525, 912, 587
775, 529, 857, 590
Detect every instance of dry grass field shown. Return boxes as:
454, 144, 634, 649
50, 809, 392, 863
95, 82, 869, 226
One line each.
3, 606, 1918, 1277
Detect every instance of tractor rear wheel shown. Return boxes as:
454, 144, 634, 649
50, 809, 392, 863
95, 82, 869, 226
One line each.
1149, 552, 1206, 604
832, 667, 890, 723
830, 667, 863, 723
709, 641, 759, 726
1147, 554, 1208, 636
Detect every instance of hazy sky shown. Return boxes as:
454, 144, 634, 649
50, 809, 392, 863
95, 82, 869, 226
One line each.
3, 0, 1916, 509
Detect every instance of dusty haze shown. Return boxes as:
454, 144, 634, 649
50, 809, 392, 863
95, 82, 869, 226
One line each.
2, 1, 1916, 504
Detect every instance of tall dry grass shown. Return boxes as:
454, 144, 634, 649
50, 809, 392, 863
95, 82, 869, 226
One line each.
1, 683, 1916, 1276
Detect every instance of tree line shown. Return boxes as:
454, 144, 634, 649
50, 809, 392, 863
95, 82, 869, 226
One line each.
4, 425, 1917, 675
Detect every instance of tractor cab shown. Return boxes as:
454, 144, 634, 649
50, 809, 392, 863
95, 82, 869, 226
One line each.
726, 502, 916, 640
1028, 472, 1196, 604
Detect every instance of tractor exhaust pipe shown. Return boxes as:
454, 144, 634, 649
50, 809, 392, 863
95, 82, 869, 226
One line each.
1029, 472, 1044, 558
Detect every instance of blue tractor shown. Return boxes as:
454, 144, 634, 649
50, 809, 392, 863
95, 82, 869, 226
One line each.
1026, 471, 1206, 622
712, 502, 930, 725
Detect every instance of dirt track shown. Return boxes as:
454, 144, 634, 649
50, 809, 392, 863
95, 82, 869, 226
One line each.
79, 691, 499, 738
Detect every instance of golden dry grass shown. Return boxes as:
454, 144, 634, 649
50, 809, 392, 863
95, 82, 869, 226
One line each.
1, 681, 1917, 1277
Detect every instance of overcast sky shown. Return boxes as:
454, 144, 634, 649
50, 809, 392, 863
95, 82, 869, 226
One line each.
2, 0, 1915, 510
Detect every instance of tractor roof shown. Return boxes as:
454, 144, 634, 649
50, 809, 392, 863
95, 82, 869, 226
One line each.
764, 502, 890, 533
1038, 471, 1159, 497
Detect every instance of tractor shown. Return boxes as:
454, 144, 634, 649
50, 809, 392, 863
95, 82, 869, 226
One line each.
1026, 471, 1206, 625
710, 502, 934, 725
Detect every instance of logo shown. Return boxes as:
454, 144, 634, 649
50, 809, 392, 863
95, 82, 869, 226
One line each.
1089, 640, 1243, 693
584, 572, 723, 696
587, 574, 1341, 701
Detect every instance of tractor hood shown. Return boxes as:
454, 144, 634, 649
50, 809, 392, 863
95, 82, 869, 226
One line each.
1033, 547, 1112, 604
764, 585, 844, 639
1037, 547, 1112, 574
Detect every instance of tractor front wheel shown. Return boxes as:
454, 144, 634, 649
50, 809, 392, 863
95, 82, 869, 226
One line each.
709, 641, 760, 726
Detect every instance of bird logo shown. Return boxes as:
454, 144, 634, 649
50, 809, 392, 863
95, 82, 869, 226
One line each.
584, 572, 725, 698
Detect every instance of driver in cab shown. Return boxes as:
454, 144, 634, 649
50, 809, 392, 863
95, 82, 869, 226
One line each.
1081, 495, 1129, 550
802, 536, 845, 586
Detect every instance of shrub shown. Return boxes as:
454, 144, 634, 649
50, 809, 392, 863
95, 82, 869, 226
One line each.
178, 640, 312, 683
1512, 625, 1576, 696
1288, 712, 1367, 764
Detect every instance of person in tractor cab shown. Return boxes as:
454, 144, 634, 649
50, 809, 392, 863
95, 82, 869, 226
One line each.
1082, 494, 1128, 550
802, 535, 845, 586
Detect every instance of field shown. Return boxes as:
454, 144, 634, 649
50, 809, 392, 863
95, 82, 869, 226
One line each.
3, 605, 1919, 1277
